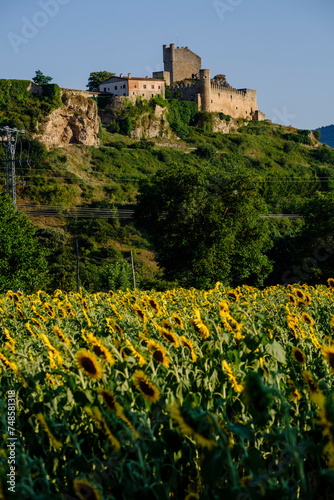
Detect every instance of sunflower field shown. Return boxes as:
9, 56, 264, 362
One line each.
1, 282, 334, 499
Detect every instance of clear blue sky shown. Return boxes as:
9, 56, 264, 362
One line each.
0, 0, 333, 129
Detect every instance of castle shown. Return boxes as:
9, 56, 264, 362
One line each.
99, 43, 265, 121
153, 44, 265, 121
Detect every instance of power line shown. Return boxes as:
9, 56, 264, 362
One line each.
0, 127, 26, 206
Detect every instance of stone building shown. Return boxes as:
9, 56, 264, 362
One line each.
99, 74, 165, 101
153, 44, 201, 86
153, 43, 265, 121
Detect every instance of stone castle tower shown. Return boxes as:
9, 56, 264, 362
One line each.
153, 43, 265, 121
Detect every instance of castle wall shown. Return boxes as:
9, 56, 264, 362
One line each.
171, 81, 200, 101
152, 71, 170, 86
171, 79, 262, 120
163, 43, 201, 83
209, 86, 258, 119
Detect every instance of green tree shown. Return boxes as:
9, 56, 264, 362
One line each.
0, 194, 49, 293
99, 260, 133, 291
87, 71, 115, 92
32, 70, 53, 85
136, 164, 273, 288
287, 192, 334, 284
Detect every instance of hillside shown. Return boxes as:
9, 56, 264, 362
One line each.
315, 124, 334, 148
1, 84, 334, 292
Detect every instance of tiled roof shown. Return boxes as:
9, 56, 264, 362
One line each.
100, 76, 164, 85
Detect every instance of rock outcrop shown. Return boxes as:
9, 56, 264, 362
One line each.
34, 90, 100, 147
130, 105, 172, 140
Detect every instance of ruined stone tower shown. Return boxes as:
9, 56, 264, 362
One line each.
161, 43, 201, 84
199, 69, 211, 112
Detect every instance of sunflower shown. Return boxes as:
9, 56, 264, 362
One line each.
191, 310, 210, 339
287, 294, 297, 306
310, 328, 322, 349
161, 319, 173, 330
303, 371, 325, 407
159, 328, 180, 347
222, 360, 243, 393
92, 344, 114, 364
122, 340, 146, 366
133, 370, 160, 402
167, 403, 216, 450
37, 413, 62, 450
3, 329, 16, 349
53, 326, 70, 347
133, 306, 147, 323
147, 340, 170, 368
171, 314, 183, 329
0, 351, 20, 375
301, 313, 314, 326
185, 494, 199, 500
292, 347, 306, 365
84, 406, 121, 450
147, 297, 161, 314
43, 302, 55, 318
180, 336, 197, 362
41, 334, 64, 365
218, 300, 230, 316
31, 318, 42, 327
73, 479, 102, 500
294, 289, 306, 300
323, 346, 334, 372
98, 389, 117, 411
327, 278, 334, 289
82, 309, 92, 327
16, 307, 25, 320
75, 349, 103, 380
226, 290, 240, 303
87, 333, 115, 365
107, 318, 123, 337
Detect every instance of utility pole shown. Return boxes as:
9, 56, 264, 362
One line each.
0, 127, 25, 207
76, 239, 80, 293
130, 250, 136, 290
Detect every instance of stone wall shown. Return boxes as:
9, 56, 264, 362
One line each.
209, 86, 258, 119
171, 74, 264, 120
163, 43, 201, 83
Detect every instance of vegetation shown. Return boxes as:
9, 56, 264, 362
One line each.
0, 194, 48, 293
0, 79, 61, 132
87, 72, 116, 92
32, 70, 53, 85
2, 283, 334, 498
1, 80, 334, 291
137, 164, 273, 288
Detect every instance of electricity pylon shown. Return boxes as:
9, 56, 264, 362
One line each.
0, 126, 25, 207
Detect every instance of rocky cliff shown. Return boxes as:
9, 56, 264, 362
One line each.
34, 90, 100, 147
130, 105, 172, 140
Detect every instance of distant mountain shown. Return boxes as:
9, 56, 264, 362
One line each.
314, 124, 334, 148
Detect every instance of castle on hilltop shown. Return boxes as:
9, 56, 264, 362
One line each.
99, 43, 265, 121
153, 44, 265, 121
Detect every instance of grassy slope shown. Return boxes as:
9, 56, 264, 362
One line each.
3, 111, 334, 292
